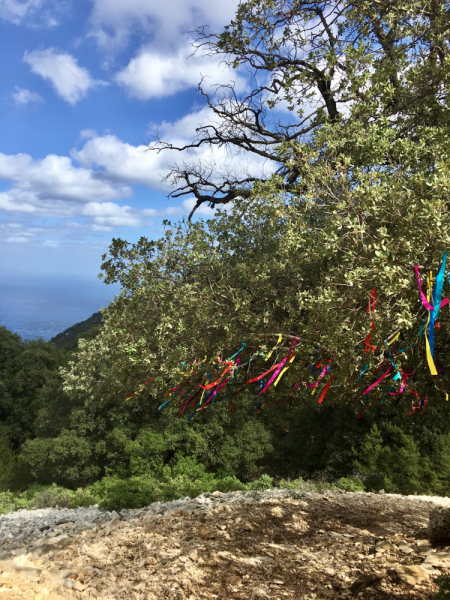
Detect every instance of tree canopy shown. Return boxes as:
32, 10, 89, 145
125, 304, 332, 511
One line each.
151, 0, 450, 217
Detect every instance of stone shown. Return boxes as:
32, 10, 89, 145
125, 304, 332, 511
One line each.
252, 587, 269, 598
350, 573, 387, 596
228, 575, 242, 585
379, 489, 385, 494
397, 541, 414, 554
199, 527, 215, 540
188, 549, 198, 561
393, 565, 431, 585
429, 506, 450, 546
423, 552, 450, 568
375, 540, 391, 553
211, 491, 221, 498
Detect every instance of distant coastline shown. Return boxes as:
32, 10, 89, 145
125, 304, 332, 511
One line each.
0, 273, 119, 341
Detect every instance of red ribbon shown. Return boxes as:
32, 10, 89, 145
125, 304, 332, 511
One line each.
317, 374, 334, 404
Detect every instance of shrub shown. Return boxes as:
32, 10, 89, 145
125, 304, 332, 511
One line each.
332, 476, 365, 493
249, 474, 274, 490
70, 487, 100, 508
96, 477, 158, 511
215, 476, 248, 493
32, 484, 74, 509
435, 574, 450, 600
0, 492, 17, 515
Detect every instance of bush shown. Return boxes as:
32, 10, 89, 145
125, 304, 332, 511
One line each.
0, 492, 17, 515
249, 474, 274, 490
95, 477, 157, 511
70, 487, 100, 509
0, 491, 34, 515
435, 574, 450, 600
32, 484, 74, 509
332, 476, 365, 493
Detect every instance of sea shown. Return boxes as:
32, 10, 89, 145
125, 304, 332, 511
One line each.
0, 274, 121, 341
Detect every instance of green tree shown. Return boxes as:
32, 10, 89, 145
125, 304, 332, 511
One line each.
60, 0, 450, 486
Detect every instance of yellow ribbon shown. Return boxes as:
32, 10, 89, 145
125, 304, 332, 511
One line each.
265, 334, 282, 360
387, 331, 401, 345
425, 272, 438, 376
274, 355, 296, 387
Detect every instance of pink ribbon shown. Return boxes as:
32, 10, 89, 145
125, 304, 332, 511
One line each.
362, 365, 392, 395
414, 266, 449, 311
389, 370, 413, 396
258, 338, 297, 396
200, 377, 230, 411
305, 364, 331, 388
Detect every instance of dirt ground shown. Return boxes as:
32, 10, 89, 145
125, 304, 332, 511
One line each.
1, 490, 449, 600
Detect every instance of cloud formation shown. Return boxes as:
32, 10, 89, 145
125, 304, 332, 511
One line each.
23, 48, 106, 105
115, 42, 247, 100
12, 86, 44, 105
0, 151, 131, 216
0, 105, 270, 241
0, 0, 64, 26
88, 0, 239, 51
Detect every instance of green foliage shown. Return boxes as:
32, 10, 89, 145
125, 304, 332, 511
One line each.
50, 312, 103, 351
91, 477, 157, 511
1, 0, 450, 510
332, 477, 366, 493
355, 424, 450, 495
32, 484, 75, 509
435, 574, 450, 600
0, 426, 16, 491
248, 474, 274, 490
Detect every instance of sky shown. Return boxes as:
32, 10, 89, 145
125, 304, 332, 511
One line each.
0, 0, 254, 282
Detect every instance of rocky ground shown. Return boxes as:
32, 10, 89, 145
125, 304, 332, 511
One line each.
0, 489, 449, 600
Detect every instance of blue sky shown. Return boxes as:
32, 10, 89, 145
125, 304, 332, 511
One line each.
0, 0, 262, 280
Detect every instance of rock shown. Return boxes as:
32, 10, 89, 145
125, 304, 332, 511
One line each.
375, 540, 391, 553
228, 575, 242, 585
350, 573, 387, 596
199, 526, 215, 540
379, 489, 385, 494
211, 491, 221, 498
393, 565, 431, 585
416, 540, 432, 548
429, 506, 450, 546
397, 541, 414, 554
104, 516, 120, 535
188, 549, 198, 561
240, 521, 254, 532
423, 552, 450, 568
242, 556, 277, 567
267, 543, 297, 553
252, 587, 269, 598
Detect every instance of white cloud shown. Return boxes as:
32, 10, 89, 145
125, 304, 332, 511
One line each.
0, 104, 272, 238
0, 151, 131, 216
12, 86, 43, 105
23, 48, 106, 105
6, 235, 30, 243
115, 42, 247, 100
0, 0, 64, 25
72, 106, 272, 191
43, 240, 58, 247
88, 0, 239, 51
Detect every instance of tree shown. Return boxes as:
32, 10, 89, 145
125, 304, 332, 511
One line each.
150, 0, 450, 218
61, 0, 450, 481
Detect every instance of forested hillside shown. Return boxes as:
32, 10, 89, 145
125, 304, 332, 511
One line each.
50, 312, 103, 351
1, 0, 450, 513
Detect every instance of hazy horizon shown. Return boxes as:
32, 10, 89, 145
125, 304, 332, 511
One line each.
0, 273, 120, 341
